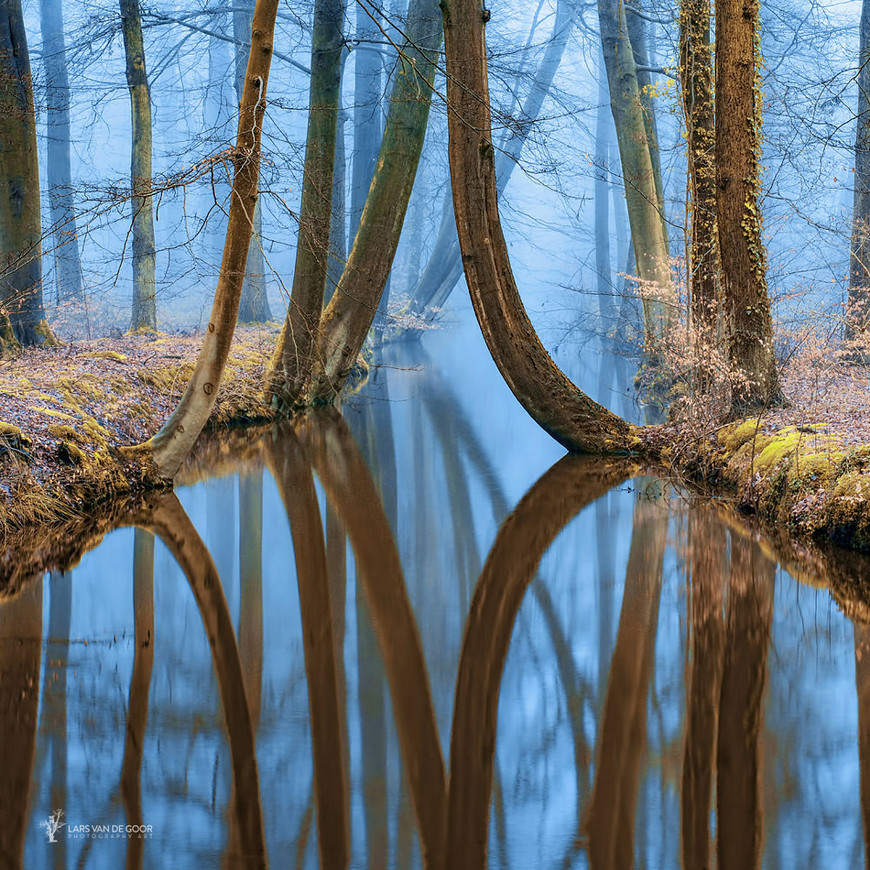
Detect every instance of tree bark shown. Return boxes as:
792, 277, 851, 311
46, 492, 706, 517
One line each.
300, 0, 443, 403
120, 0, 157, 331
716, 0, 780, 411
409, 0, 574, 319
598, 0, 672, 353
441, 0, 638, 454
850, 0, 870, 345
269, 0, 345, 405
138, 0, 280, 479
0, 0, 54, 348
38, 0, 83, 304
679, 0, 719, 387
233, 0, 272, 323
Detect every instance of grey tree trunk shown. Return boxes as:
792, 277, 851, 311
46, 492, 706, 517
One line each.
0, 0, 54, 348
38, 0, 83, 305
233, 0, 272, 322
120, 0, 157, 331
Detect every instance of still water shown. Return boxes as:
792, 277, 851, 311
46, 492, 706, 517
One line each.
1, 331, 868, 869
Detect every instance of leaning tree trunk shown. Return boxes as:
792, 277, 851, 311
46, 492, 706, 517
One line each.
268, 0, 345, 407
38, 0, 83, 304
120, 0, 157, 331
301, 0, 443, 403
0, 0, 55, 349
131, 0, 280, 479
680, 0, 719, 389
409, 0, 574, 319
598, 0, 672, 355
441, 0, 637, 454
849, 0, 870, 347
233, 0, 272, 323
716, 0, 780, 412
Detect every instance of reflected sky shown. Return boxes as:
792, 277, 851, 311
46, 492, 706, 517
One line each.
0, 343, 867, 869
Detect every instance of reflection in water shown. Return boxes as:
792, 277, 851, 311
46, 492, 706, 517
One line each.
1, 371, 868, 868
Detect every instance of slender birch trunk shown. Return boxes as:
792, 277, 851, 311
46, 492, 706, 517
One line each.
850, 0, 870, 347
120, 0, 157, 331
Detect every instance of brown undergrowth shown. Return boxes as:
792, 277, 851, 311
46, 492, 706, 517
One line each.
0, 326, 281, 536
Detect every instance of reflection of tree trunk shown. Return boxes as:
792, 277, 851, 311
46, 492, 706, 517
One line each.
43, 571, 71, 870
239, 472, 264, 733
122, 529, 155, 870
268, 432, 349, 869
585, 488, 667, 870
142, 495, 267, 868
855, 623, 870, 869
447, 456, 632, 869
298, 412, 447, 866
716, 533, 775, 870
0, 579, 43, 867
681, 508, 725, 870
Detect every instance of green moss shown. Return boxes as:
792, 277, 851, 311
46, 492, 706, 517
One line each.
81, 350, 127, 362
718, 419, 763, 452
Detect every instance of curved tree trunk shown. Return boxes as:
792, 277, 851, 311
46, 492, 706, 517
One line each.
120, 0, 157, 331
441, 0, 637, 454
0, 0, 55, 349
39, 0, 83, 305
136, 0, 280, 479
598, 0, 672, 353
269, 0, 345, 405
716, 0, 780, 412
233, 0, 272, 323
409, 0, 574, 320
301, 0, 443, 402
680, 0, 719, 389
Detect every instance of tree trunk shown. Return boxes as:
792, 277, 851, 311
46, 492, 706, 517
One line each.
38, 0, 83, 305
301, 0, 443, 403
138, 0, 280, 479
716, 532, 774, 870
269, 0, 345, 405
680, 507, 725, 870
595, 49, 616, 333
598, 0, 672, 353
121, 529, 154, 870
0, 0, 54, 348
849, 0, 870, 346
120, 0, 157, 331
409, 0, 574, 319
679, 0, 719, 388
350, 6, 382, 242
233, 0, 272, 323
441, 0, 637, 454
716, 0, 780, 411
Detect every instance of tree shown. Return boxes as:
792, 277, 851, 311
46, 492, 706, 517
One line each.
233, 0, 272, 323
598, 0, 673, 354
716, 0, 780, 411
133, 0, 281, 479
120, 0, 157, 331
38, 0, 83, 304
849, 0, 870, 346
269, 0, 345, 405
441, 0, 636, 453
0, 0, 55, 349
270, 0, 443, 407
680, 0, 719, 387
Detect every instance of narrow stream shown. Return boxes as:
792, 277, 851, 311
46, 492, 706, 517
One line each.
2, 335, 866, 868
